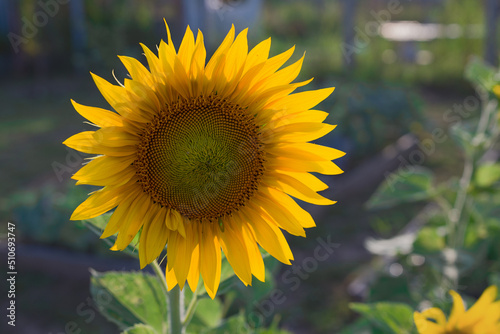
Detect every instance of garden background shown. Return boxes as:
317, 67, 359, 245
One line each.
1, 0, 500, 333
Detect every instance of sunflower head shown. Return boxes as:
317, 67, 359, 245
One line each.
414, 286, 500, 334
64, 21, 344, 298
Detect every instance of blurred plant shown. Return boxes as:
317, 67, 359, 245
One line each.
323, 81, 423, 161
341, 57, 500, 333
4, 182, 106, 252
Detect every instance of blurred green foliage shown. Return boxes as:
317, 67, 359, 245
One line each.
349, 58, 500, 333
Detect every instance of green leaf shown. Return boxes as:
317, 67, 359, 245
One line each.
414, 227, 445, 253
472, 194, 500, 226
187, 298, 223, 332
90, 270, 167, 333
465, 56, 499, 90
203, 314, 252, 334
449, 122, 476, 153
122, 324, 158, 334
366, 168, 434, 209
338, 317, 384, 334
350, 302, 415, 334
475, 163, 500, 187
256, 328, 293, 334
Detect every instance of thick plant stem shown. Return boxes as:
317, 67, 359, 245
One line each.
151, 260, 184, 334
168, 286, 184, 334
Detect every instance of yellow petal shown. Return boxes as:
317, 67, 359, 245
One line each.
420, 307, 447, 326
248, 46, 295, 88
91, 73, 150, 123
70, 182, 136, 220
458, 286, 498, 329
200, 224, 221, 299
72, 155, 135, 182
241, 207, 293, 265
262, 185, 316, 228
274, 170, 329, 192
63, 131, 98, 153
190, 29, 207, 94
100, 190, 140, 239
140, 43, 162, 81
169, 230, 193, 290
123, 79, 162, 116
272, 109, 328, 128
243, 37, 271, 73
493, 85, 500, 98
93, 127, 140, 147
414, 311, 446, 334
75, 165, 135, 186
263, 172, 335, 205
219, 221, 252, 285
158, 40, 176, 76
165, 262, 179, 291
138, 204, 161, 268
269, 156, 343, 175
118, 55, 154, 87
253, 193, 306, 237
71, 100, 123, 128
447, 290, 466, 330
240, 222, 265, 282
206, 25, 235, 79
266, 87, 335, 113
186, 225, 201, 291
258, 52, 305, 90
143, 207, 169, 266
262, 122, 336, 143
113, 194, 150, 250
223, 28, 248, 81
177, 25, 195, 71
268, 143, 345, 161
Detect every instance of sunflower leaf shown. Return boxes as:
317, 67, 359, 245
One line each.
122, 324, 158, 334
338, 317, 385, 334
366, 167, 434, 210
202, 313, 253, 334
349, 302, 415, 334
186, 298, 224, 332
475, 163, 500, 187
90, 270, 167, 333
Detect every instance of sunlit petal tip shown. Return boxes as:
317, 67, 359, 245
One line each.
163, 18, 173, 46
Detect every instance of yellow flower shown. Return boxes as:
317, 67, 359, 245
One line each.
414, 286, 500, 334
64, 21, 344, 298
493, 84, 500, 98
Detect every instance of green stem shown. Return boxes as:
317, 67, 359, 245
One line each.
168, 287, 184, 334
448, 155, 474, 248
182, 286, 200, 327
151, 260, 184, 334
151, 260, 169, 295
448, 98, 497, 249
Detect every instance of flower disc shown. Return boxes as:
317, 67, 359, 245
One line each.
135, 95, 264, 221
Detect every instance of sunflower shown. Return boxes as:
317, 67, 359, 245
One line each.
64, 22, 344, 298
493, 84, 500, 98
414, 286, 500, 334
